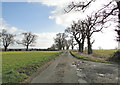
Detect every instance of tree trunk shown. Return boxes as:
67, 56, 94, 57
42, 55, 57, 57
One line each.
60, 46, 62, 50
117, 1, 120, 50
87, 36, 92, 54
78, 43, 82, 52
67, 46, 69, 50
63, 46, 65, 50
58, 44, 62, 50
78, 43, 81, 52
26, 45, 29, 51
4, 46, 7, 51
81, 44, 84, 53
72, 45, 74, 50
81, 39, 85, 53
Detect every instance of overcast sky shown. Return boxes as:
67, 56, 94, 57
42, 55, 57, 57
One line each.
0, 0, 119, 49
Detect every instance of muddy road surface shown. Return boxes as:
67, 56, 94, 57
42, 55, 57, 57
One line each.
31, 51, 78, 83
31, 51, 119, 83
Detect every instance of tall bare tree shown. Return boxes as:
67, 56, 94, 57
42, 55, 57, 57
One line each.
17, 32, 37, 51
61, 33, 68, 50
65, 39, 71, 50
65, 0, 120, 50
0, 29, 15, 51
54, 34, 62, 50
65, 0, 120, 54
65, 21, 86, 52
115, 1, 120, 49
54, 33, 67, 50
83, 10, 110, 54
49, 44, 57, 50
70, 36, 75, 50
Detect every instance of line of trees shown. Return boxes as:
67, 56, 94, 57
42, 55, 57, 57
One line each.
51, 0, 120, 54
64, 0, 120, 49
65, 11, 108, 54
52, 33, 75, 50
0, 29, 37, 51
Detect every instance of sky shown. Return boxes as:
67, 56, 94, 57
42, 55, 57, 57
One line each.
2, 2, 65, 33
1, 2, 65, 49
0, 0, 119, 49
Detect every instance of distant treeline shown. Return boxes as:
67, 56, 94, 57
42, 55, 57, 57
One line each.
1, 48, 58, 51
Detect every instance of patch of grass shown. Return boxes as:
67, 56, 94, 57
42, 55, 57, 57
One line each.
92, 50, 117, 62
93, 50, 117, 57
70, 51, 85, 59
70, 51, 110, 63
2, 51, 63, 83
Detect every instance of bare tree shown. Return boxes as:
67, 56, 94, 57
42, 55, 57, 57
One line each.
70, 36, 75, 50
48, 44, 57, 50
66, 11, 107, 54
17, 32, 37, 51
83, 12, 107, 54
65, 21, 86, 52
65, 0, 120, 49
61, 33, 68, 50
54, 35, 62, 50
54, 33, 67, 50
0, 29, 15, 51
65, 0, 119, 54
65, 39, 71, 50
115, 1, 120, 50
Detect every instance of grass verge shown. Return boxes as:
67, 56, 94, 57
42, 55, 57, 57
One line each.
93, 50, 117, 57
2, 51, 63, 83
70, 51, 111, 63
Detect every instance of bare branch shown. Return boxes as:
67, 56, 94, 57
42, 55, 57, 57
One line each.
64, 0, 95, 13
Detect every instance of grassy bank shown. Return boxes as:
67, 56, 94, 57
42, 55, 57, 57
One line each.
70, 51, 114, 63
93, 50, 117, 57
2, 51, 63, 83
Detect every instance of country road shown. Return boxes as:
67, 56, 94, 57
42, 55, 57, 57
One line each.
31, 51, 119, 83
31, 51, 78, 83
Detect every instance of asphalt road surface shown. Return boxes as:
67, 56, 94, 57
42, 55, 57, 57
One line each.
31, 51, 119, 83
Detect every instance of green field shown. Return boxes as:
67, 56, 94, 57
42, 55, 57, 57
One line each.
93, 50, 117, 57
2, 51, 63, 83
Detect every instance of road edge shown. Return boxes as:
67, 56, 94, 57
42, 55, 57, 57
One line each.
22, 52, 63, 83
